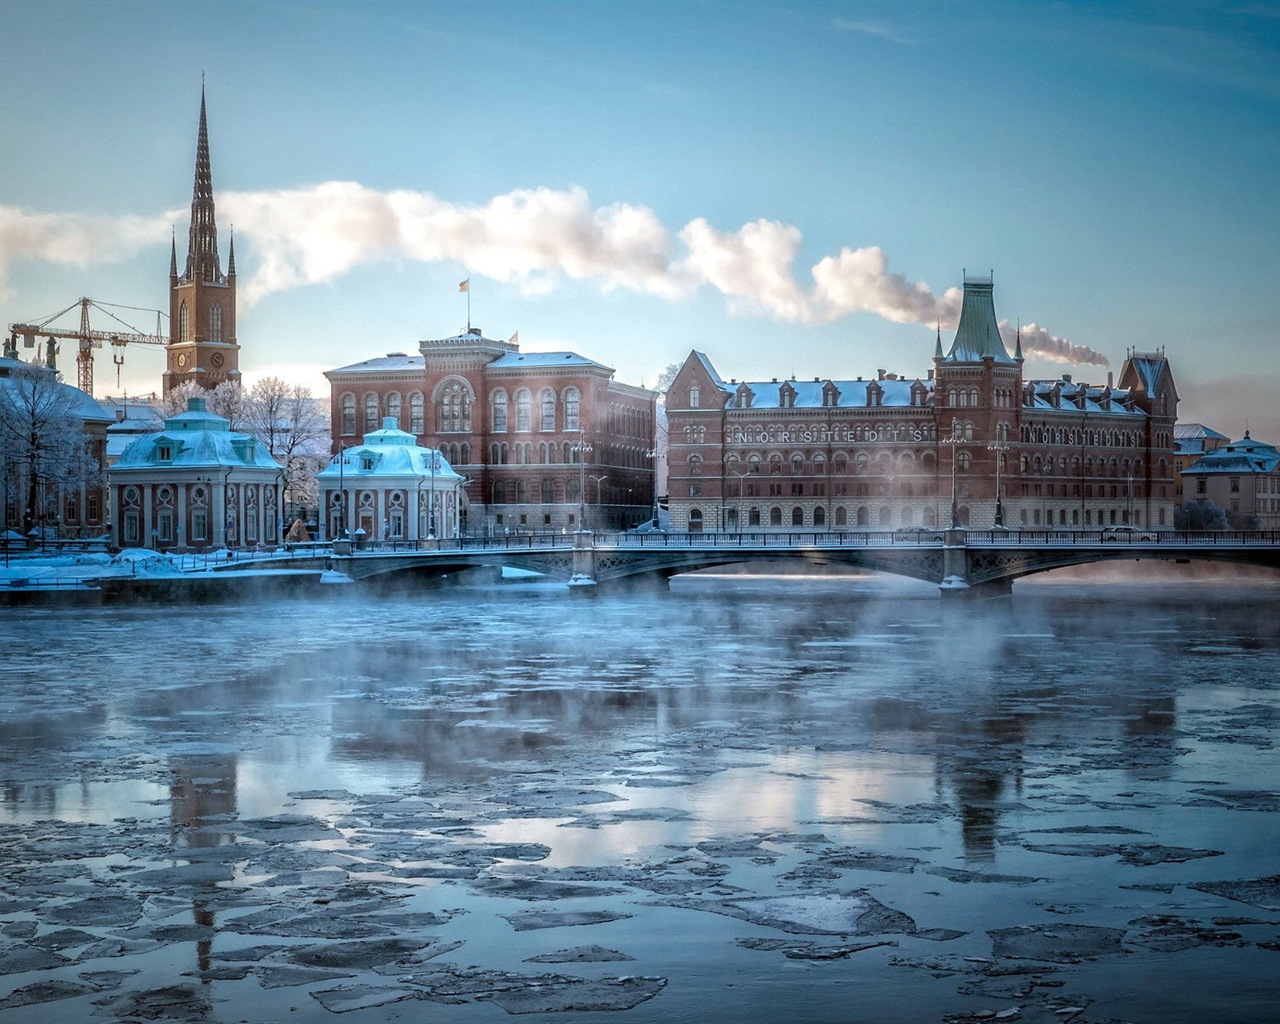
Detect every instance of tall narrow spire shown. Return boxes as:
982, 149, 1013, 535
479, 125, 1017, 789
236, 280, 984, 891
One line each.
184, 84, 223, 284
169, 229, 178, 278
227, 227, 236, 277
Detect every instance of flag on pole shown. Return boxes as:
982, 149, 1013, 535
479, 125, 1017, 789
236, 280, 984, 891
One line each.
459, 279, 470, 293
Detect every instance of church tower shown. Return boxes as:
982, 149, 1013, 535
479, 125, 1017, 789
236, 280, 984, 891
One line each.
164, 86, 239, 397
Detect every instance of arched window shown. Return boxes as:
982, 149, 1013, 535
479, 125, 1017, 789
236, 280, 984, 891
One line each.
209, 303, 222, 343
689, 508, 704, 532
688, 384, 700, 408
749, 507, 761, 526
492, 390, 508, 432
879, 504, 892, 526
770, 507, 783, 527
540, 479, 554, 504
515, 389, 532, 432
540, 388, 556, 431
791, 506, 804, 526
688, 455, 703, 476
437, 380, 471, 433
791, 454, 804, 475
386, 392, 402, 428
340, 393, 356, 435
410, 392, 424, 434
814, 506, 826, 527
364, 393, 379, 431
856, 506, 869, 526
564, 387, 580, 432
179, 301, 190, 344
834, 506, 847, 526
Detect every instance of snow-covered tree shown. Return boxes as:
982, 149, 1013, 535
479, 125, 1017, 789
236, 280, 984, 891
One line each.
653, 362, 682, 396
0, 362, 99, 533
1175, 499, 1228, 531
161, 379, 246, 429
240, 377, 330, 515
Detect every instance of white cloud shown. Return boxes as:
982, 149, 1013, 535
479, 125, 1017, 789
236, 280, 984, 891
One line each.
2, 183, 1108, 367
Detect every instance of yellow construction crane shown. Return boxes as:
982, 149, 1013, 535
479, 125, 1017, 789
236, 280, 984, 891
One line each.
7, 297, 168, 396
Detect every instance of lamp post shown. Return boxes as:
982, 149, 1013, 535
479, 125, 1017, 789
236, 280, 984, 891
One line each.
645, 448, 664, 527
942, 421, 963, 529
573, 430, 593, 530
987, 441, 1009, 528
1126, 474, 1134, 526
590, 473, 608, 531
428, 448, 438, 539
336, 444, 347, 540
732, 469, 749, 533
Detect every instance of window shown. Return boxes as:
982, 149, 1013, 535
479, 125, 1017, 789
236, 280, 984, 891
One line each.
688, 384, 700, 408
387, 392, 402, 428
770, 507, 783, 527
689, 508, 703, 532
192, 508, 207, 541
438, 380, 471, 433
515, 389, 532, 432
540, 388, 556, 431
156, 444, 173, 462
364, 393, 379, 431
209, 303, 222, 342
564, 387, 580, 432
410, 392, 424, 434
791, 507, 803, 526
341, 393, 356, 435
179, 301, 189, 344
492, 390, 509, 432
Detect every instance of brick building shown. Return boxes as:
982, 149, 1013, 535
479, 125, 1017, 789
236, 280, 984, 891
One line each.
325, 329, 656, 535
665, 277, 1178, 533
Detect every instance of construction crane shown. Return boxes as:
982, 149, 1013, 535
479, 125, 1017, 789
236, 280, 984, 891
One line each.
7, 297, 168, 396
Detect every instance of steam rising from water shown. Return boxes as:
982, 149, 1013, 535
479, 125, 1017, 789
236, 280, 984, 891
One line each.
1, 187, 1107, 366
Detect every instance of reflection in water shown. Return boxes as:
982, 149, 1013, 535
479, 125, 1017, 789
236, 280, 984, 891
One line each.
0, 577, 1277, 1023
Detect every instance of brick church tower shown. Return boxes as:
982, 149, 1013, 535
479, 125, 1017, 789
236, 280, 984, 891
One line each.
163, 87, 239, 397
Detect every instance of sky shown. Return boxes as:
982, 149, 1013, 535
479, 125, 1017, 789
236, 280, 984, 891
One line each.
1, 0, 1278, 436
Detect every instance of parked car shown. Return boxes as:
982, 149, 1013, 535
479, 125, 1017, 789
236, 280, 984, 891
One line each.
1101, 525, 1154, 542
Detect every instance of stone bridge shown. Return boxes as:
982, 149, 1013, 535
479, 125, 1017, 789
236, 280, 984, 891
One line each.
325, 529, 1280, 596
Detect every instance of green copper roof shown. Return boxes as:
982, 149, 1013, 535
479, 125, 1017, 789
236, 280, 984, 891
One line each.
945, 277, 1016, 364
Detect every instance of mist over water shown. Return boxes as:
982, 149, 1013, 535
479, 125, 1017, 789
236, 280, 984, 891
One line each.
2, 576, 1279, 1023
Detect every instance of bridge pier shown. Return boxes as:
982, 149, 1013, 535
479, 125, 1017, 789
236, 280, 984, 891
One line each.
568, 530, 598, 593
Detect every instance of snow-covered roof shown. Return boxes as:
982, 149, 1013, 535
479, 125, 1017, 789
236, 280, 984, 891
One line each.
488, 351, 611, 371
1184, 433, 1280, 476
326, 353, 425, 377
1175, 423, 1228, 441
729, 377, 927, 409
1023, 379, 1145, 417
112, 398, 281, 471
316, 417, 464, 482
0, 356, 114, 424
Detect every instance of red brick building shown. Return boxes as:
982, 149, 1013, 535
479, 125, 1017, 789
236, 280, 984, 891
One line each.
325, 329, 656, 535
665, 277, 1178, 533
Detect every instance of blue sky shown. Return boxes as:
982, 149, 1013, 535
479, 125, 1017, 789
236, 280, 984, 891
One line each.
1, 1, 1278, 435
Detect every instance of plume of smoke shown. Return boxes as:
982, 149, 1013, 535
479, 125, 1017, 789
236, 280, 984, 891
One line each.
0, 205, 168, 291
3, 185, 1109, 368
999, 321, 1109, 368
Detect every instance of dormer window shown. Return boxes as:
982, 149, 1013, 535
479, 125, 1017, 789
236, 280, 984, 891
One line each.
779, 383, 796, 409
361, 455, 375, 471
156, 444, 173, 462
736, 383, 754, 409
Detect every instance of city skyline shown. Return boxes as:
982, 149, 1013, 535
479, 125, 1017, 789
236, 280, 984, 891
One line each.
1, 1, 1277, 438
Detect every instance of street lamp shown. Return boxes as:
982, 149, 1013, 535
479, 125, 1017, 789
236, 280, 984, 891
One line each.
590, 473, 608, 531
335, 444, 348, 540
428, 448, 438, 539
732, 469, 749, 533
645, 448, 664, 526
573, 430, 594, 529
987, 441, 1009, 528
942, 421, 963, 529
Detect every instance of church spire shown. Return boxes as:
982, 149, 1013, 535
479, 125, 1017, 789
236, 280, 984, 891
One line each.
183, 84, 223, 284
227, 227, 236, 277
169, 229, 178, 279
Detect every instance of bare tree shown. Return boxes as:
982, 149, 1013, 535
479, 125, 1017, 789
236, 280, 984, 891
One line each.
0, 363, 99, 533
241, 377, 330, 515
653, 362, 682, 396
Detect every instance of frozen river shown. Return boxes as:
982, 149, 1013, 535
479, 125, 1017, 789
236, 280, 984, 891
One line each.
2, 572, 1279, 1023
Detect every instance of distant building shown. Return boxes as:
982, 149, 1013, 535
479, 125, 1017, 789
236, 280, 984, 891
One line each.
325, 329, 657, 535
108, 398, 283, 551
1180, 432, 1280, 528
665, 276, 1178, 532
99, 396, 165, 466
316, 418, 466, 542
1173, 423, 1229, 504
